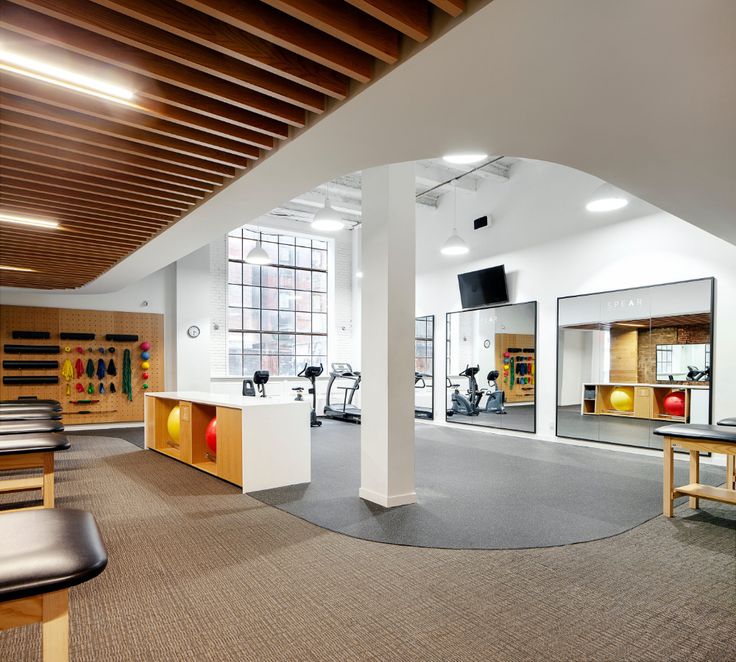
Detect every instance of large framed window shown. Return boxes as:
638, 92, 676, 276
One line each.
227, 227, 328, 377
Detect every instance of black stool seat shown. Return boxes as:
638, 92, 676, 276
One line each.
0, 433, 70, 455
0, 420, 64, 436
654, 423, 736, 443
718, 417, 736, 427
0, 509, 107, 602
0, 411, 63, 422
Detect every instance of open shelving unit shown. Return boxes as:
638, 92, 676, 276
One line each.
581, 383, 697, 422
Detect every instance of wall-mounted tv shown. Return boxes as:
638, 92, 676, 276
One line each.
458, 265, 509, 309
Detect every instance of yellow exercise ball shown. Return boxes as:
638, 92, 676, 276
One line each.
167, 406, 181, 443
610, 387, 634, 412
141, 361, 150, 369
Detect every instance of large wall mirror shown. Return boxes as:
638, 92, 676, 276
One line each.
415, 315, 434, 420
557, 278, 714, 449
446, 302, 537, 433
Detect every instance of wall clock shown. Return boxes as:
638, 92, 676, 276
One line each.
483, 339, 491, 348
187, 325, 201, 338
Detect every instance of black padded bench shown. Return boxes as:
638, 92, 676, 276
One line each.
0, 420, 64, 436
0, 433, 71, 511
0, 509, 107, 662
0, 410, 63, 422
653, 424, 736, 516
717, 418, 736, 489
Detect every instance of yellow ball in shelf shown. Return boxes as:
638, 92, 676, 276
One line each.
610, 387, 634, 412
167, 406, 181, 443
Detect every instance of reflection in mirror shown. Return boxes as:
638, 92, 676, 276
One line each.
556, 278, 713, 449
415, 315, 434, 420
446, 302, 537, 432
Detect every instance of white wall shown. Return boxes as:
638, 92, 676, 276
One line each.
0, 265, 178, 390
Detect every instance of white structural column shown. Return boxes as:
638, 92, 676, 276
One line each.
359, 163, 417, 508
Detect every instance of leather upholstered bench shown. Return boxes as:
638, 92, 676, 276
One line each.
0, 420, 65, 436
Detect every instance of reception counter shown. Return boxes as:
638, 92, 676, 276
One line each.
144, 391, 310, 492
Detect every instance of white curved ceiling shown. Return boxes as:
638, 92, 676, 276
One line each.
83, 0, 736, 292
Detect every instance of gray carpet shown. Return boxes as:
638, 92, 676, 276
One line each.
251, 420, 727, 549
1, 434, 734, 661
447, 403, 535, 432
67, 426, 144, 448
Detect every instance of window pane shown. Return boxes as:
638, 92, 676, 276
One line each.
312, 292, 327, 313
313, 271, 327, 292
295, 270, 311, 291
228, 237, 242, 260
243, 239, 256, 256
228, 354, 242, 375
278, 334, 295, 354
228, 228, 242, 239
295, 290, 311, 311
243, 333, 260, 354
312, 249, 327, 270
279, 234, 295, 245
279, 356, 295, 375
244, 355, 260, 375
262, 287, 278, 310
228, 261, 242, 284
263, 355, 279, 374
279, 244, 295, 266
279, 290, 295, 310
279, 311, 295, 332
243, 228, 258, 240
263, 242, 279, 263
262, 232, 279, 244
262, 310, 278, 332
295, 356, 311, 371
228, 284, 242, 307
312, 312, 326, 335
296, 246, 311, 268
279, 268, 295, 289
262, 266, 278, 288
313, 239, 327, 250
312, 335, 326, 355
313, 355, 327, 369
243, 309, 260, 330
296, 312, 311, 333
227, 333, 242, 355
296, 336, 311, 355
243, 286, 260, 308
227, 307, 242, 330
243, 265, 261, 286
262, 333, 278, 354
296, 236, 311, 247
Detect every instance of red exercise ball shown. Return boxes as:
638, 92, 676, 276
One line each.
205, 417, 217, 454
663, 391, 686, 417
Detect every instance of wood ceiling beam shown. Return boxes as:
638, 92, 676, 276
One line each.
346, 0, 430, 42
1, 3, 309, 125
1, 219, 158, 245
428, 0, 464, 17
92, 0, 349, 100
261, 0, 400, 63
2, 232, 146, 253
178, 0, 374, 82
0, 150, 201, 204
1, 169, 192, 213
0, 106, 240, 178
0, 93, 256, 168
0, 73, 275, 153
0, 127, 220, 191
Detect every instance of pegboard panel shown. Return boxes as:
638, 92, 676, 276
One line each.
1, 305, 164, 425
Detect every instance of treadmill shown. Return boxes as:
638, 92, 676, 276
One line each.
414, 372, 434, 420
324, 363, 362, 423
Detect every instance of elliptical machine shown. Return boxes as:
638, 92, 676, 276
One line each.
447, 365, 482, 417
484, 370, 507, 414
294, 363, 323, 427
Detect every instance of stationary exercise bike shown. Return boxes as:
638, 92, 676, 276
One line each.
483, 370, 507, 414
293, 363, 323, 427
243, 370, 269, 397
686, 365, 710, 382
447, 365, 482, 417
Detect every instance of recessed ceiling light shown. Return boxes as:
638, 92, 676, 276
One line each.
442, 153, 489, 165
0, 212, 59, 229
586, 183, 629, 212
0, 47, 135, 105
0, 265, 37, 272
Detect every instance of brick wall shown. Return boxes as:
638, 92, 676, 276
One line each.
637, 325, 710, 383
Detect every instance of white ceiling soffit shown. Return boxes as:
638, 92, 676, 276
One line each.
77, 0, 735, 293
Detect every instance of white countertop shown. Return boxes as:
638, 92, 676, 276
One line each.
587, 383, 709, 389
145, 391, 308, 409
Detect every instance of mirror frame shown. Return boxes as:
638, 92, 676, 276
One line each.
555, 277, 715, 445
445, 300, 538, 434
415, 314, 435, 421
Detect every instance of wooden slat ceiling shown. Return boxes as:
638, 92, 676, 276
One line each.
564, 313, 712, 331
0, 0, 465, 289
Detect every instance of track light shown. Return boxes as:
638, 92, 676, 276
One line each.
586, 183, 629, 212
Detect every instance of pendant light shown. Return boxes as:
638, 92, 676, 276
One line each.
441, 181, 469, 256
245, 226, 271, 265
586, 183, 629, 212
311, 184, 345, 232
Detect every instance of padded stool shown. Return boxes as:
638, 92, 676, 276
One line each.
0, 420, 64, 436
0, 434, 71, 511
0, 509, 107, 662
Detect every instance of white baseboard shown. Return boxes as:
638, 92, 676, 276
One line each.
359, 487, 417, 508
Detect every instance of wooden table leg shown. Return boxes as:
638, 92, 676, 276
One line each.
727, 455, 736, 491
689, 449, 700, 509
42, 589, 68, 662
663, 437, 674, 517
42, 453, 55, 508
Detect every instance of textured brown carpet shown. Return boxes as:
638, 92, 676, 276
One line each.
1, 434, 734, 661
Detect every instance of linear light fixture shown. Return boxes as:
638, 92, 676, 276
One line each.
0, 212, 59, 229
0, 46, 135, 106
0, 265, 37, 272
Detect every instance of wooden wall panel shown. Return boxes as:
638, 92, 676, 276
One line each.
609, 329, 638, 383
0, 305, 164, 425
